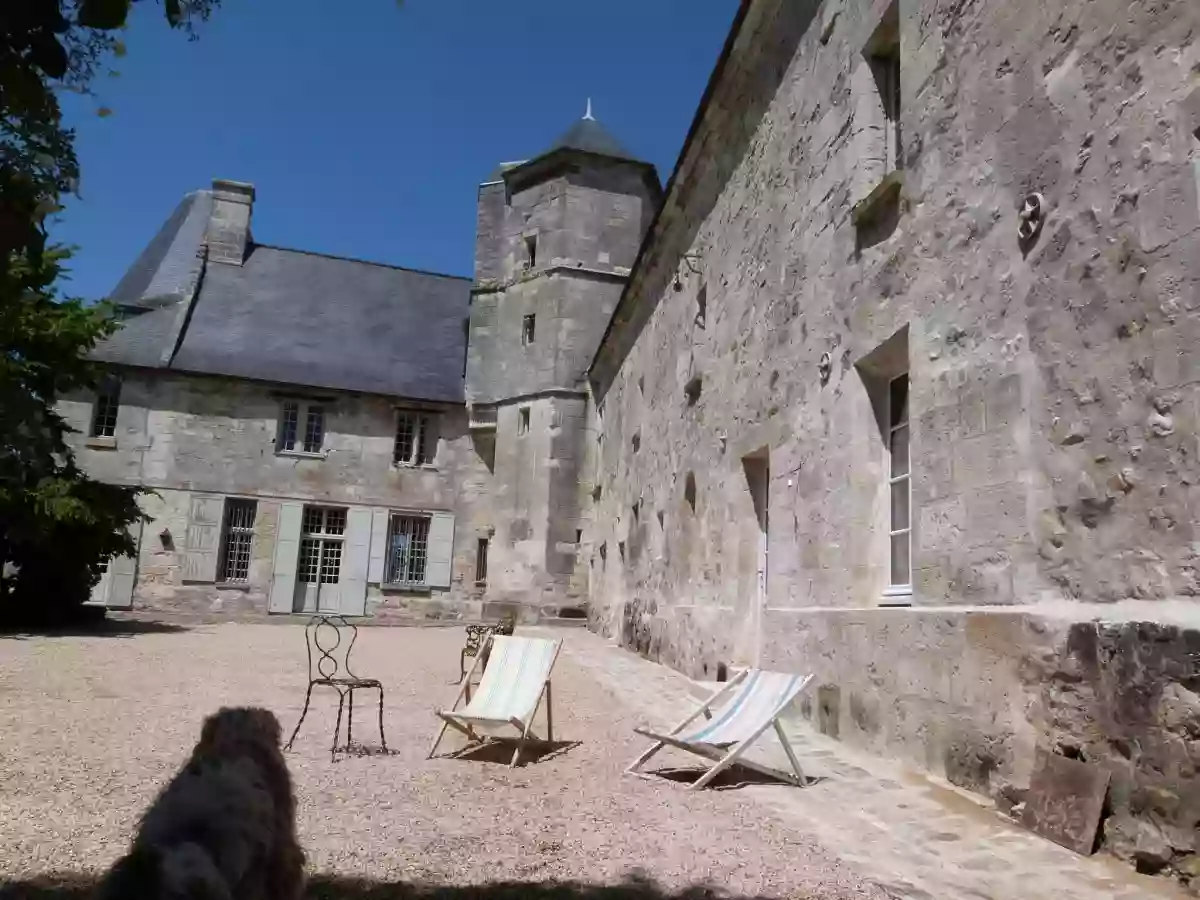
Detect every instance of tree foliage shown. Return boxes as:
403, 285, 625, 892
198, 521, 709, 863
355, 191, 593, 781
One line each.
1, 1, 219, 622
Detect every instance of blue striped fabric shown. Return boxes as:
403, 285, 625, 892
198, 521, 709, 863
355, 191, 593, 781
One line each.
681, 670, 805, 745
459, 636, 558, 728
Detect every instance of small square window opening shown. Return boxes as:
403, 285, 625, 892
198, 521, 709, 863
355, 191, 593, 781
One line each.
522, 314, 536, 346
518, 407, 531, 436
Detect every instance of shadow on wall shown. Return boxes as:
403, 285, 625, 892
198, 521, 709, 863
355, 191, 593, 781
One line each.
0, 872, 776, 900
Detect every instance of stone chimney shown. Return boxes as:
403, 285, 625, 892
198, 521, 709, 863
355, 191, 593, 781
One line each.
206, 179, 255, 265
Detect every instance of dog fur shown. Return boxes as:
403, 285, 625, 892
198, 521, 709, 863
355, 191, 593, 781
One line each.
94, 707, 305, 900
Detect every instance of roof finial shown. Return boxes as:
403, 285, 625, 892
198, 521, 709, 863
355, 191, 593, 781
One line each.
583, 97, 595, 121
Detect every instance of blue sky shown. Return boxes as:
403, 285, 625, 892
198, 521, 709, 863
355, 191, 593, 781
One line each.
54, 0, 738, 300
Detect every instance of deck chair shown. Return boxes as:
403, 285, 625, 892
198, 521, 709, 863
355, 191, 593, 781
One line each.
627, 668, 815, 790
428, 634, 561, 767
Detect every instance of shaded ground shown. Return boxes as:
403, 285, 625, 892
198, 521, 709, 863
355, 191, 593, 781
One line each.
0, 623, 882, 899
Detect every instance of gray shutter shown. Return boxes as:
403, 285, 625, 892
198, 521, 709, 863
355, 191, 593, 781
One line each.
183, 495, 224, 582
339, 507, 372, 617
367, 508, 390, 583
269, 502, 303, 614
426, 511, 455, 589
107, 519, 143, 609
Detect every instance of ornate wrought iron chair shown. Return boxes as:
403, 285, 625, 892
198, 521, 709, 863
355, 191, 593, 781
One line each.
459, 614, 516, 682
285, 615, 387, 761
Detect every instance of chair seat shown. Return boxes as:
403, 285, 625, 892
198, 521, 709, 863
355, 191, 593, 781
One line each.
313, 676, 381, 688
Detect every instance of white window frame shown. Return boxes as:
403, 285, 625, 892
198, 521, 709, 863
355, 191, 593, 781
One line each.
298, 506, 346, 585
90, 376, 122, 438
883, 372, 912, 599
393, 409, 437, 467
276, 399, 326, 455
384, 513, 431, 588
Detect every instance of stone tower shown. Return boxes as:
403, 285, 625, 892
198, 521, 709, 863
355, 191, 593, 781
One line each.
466, 107, 660, 620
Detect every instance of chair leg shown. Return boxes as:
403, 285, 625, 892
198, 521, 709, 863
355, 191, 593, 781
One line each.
285, 682, 316, 751
460, 649, 468, 683
347, 687, 355, 751
545, 681, 554, 743
690, 741, 750, 790
511, 719, 533, 768
774, 719, 807, 785
428, 718, 451, 759
626, 739, 667, 775
331, 690, 347, 763
377, 684, 388, 752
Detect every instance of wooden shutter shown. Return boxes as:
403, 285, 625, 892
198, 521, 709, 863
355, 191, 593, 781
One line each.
425, 511, 455, 589
268, 502, 303, 614
367, 508, 390, 584
339, 507, 372, 616
104, 519, 143, 609
182, 495, 224, 582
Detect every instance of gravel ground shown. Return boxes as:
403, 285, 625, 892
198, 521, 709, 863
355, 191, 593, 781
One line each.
0, 622, 888, 899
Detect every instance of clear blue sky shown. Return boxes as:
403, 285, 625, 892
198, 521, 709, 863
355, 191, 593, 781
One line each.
54, 0, 738, 300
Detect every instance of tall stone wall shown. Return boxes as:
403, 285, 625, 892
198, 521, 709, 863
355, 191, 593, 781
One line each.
61, 371, 492, 619
466, 154, 658, 619
588, 0, 1200, 881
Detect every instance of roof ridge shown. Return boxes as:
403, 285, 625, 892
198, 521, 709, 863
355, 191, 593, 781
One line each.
251, 243, 471, 281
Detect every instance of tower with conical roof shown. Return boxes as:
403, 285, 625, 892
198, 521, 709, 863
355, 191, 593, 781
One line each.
465, 106, 661, 619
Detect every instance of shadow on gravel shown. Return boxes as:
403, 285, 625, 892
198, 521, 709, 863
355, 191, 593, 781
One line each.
0, 872, 775, 900
0, 616, 190, 640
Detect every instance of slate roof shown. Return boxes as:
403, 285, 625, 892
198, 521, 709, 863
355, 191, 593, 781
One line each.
109, 191, 212, 309
95, 198, 472, 403
488, 113, 653, 184
543, 116, 639, 162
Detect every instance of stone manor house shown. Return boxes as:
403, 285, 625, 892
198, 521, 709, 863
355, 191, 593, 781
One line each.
67, 0, 1200, 880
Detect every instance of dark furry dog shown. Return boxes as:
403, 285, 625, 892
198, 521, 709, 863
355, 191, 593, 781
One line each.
95, 707, 305, 900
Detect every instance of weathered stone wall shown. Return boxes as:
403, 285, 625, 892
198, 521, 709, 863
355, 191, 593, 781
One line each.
466, 154, 657, 619
587, 0, 1200, 882
61, 371, 492, 618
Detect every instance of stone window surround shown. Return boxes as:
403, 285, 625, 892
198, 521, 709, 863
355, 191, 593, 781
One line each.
855, 325, 912, 606
382, 511, 431, 589
850, 0, 904, 226
217, 497, 257, 585
87, 375, 122, 447
393, 407, 439, 469
274, 394, 331, 458
517, 405, 531, 436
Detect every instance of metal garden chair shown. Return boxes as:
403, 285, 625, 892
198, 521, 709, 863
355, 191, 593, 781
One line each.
285, 615, 388, 761
458, 614, 516, 682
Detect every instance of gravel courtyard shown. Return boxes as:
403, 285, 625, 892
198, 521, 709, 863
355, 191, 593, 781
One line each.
0, 622, 885, 900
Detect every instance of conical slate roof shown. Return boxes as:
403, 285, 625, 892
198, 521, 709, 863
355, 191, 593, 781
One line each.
486, 104, 649, 182
543, 114, 640, 162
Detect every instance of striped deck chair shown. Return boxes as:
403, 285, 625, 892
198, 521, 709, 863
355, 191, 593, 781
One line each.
627, 669, 815, 790
428, 635, 562, 767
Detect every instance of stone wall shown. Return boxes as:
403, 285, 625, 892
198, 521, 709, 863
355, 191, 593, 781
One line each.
61, 370, 492, 619
587, 0, 1200, 883
466, 153, 658, 619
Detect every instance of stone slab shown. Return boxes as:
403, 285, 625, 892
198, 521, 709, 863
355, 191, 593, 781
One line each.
1020, 749, 1111, 856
